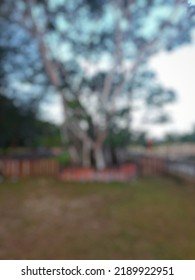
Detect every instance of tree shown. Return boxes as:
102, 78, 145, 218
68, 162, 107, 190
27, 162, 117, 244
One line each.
0, 93, 61, 149
0, 37, 60, 149
1, 0, 194, 168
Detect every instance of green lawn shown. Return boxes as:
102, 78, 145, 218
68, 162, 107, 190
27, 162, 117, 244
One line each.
0, 176, 195, 259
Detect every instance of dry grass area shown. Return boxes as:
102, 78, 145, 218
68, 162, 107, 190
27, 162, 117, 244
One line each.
0, 176, 195, 259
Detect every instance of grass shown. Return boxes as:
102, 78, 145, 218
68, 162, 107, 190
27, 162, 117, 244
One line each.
0, 176, 195, 259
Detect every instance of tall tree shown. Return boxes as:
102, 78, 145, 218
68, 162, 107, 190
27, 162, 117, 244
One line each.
1, 0, 194, 168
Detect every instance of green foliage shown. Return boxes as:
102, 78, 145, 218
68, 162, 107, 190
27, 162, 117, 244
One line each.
57, 151, 71, 166
146, 88, 176, 107
0, 94, 61, 149
106, 128, 130, 148
164, 126, 195, 144
36, 122, 61, 147
131, 131, 147, 146
67, 100, 83, 110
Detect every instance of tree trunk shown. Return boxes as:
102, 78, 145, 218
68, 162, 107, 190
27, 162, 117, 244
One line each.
68, 145, 80, 165
26, 7, 69, 147
110, 146, 118, 166
82, 140, 91, 167
94, 145, 106, 170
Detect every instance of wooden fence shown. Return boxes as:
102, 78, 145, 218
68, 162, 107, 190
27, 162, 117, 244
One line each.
131, 153, 195, 182
138, 157, 166, 176
0, 158, 137, 182
0, 158, 58, 178
1, 153, 194, 183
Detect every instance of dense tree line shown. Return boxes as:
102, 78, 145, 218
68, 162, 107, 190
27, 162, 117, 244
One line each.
0, 94, 61, 149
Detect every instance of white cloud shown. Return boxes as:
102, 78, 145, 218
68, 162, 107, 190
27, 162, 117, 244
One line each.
40, 96, 64, 125
146, 43, 195, 138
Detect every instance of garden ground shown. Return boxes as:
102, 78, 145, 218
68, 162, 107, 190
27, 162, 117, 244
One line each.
0, 176, 195, 259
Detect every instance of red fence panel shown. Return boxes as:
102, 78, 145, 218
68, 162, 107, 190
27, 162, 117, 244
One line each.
60, 164, 137, 182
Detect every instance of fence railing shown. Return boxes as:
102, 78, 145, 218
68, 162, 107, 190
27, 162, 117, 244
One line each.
0, 158, 137, 182
0, 158, 58, 178
130, 153, 195, 181
166, 159, 195, 179
1, 152, 195, 182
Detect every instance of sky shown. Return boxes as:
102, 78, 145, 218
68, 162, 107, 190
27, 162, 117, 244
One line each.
145, 42, 195, 138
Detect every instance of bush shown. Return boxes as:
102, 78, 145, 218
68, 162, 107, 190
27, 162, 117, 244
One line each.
57, 151, 71, 166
